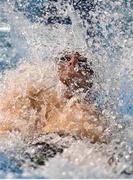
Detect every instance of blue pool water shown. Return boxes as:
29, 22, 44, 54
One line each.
0, 0, 133, 178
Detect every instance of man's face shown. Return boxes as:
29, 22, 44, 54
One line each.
58, 52, 94, 91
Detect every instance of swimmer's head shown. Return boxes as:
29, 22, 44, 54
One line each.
57, 52, 94, 99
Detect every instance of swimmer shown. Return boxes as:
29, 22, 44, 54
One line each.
0, 52, 106, 142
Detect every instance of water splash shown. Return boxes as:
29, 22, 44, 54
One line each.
0, 0, 133, 178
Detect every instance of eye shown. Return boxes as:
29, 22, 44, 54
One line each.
60, 57, 65, 61
59, 57, 66, 63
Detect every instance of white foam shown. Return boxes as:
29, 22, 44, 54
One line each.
0, 0, 132, 178
0, 23, 10, 32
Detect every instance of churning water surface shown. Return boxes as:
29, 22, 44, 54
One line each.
0, 0, 133, 178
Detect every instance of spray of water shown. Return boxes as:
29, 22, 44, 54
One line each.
0, 0, 132, 178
